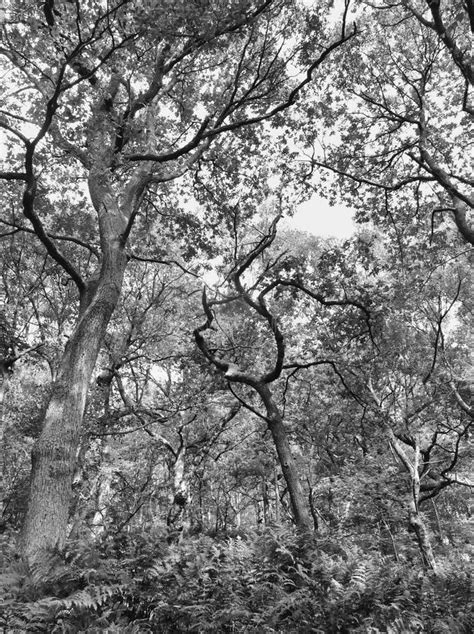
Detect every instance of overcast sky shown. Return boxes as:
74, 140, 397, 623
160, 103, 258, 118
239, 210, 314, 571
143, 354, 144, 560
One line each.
287, 195, 354, 240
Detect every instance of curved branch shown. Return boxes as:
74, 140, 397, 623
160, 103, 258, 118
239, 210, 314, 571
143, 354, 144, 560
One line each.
21, 166, 85, 291
128, 252, 199, 277
126, 25, 356, 164
0, 219, 100, 258
310, 158, 435, 191
423, 0, 474, 85
0, 119, 31, 145
283, 358, 367, 406
228, 383, 269, 423
449, 380, 474, 418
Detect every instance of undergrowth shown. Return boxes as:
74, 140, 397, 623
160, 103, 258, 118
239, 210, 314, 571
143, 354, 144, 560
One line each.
0, 527, 472, 633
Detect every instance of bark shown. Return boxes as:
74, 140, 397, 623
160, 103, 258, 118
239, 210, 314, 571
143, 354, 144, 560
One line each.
193, 226, 313, 532
452, 198, 474, 246
262, 478, 269, 525
259, 384, 312, 531
385, 425, 438, 571
409, 509, 437, 572
368, 380, 439, 573
0, 363, 9, 519
167, 439, 189, 539
274, 465, 280, 523
21, 164, 128, 563
22, 260, 126, 563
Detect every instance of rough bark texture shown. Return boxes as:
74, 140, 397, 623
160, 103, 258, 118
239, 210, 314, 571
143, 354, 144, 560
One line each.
22, 258, 126, 562
452, 198, 474, 246
21, 139, 130, 562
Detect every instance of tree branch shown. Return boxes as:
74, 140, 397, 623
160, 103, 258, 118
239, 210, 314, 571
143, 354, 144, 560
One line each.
126, 25, 356, 164
0, 219, 100, 258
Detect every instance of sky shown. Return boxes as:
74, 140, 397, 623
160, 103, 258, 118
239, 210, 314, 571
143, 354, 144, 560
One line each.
286, 194, 355, 240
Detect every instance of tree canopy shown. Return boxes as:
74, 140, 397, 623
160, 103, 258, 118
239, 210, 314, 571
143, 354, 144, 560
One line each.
0, 1, 473, 631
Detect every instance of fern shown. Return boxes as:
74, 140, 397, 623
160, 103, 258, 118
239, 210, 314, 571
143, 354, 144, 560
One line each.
349, 561, 370, 593
1, 525, 472, 632
54, 583, 124, 610
386, 615, 425, 633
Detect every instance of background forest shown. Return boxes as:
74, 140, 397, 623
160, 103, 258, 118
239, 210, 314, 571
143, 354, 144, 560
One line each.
0, 0, 472, 632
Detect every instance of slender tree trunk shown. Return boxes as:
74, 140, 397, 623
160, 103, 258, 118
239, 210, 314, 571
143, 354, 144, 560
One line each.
274, 465, 280, 523
0, 365, 9, 519
387, 431, 438, 572
167, 441, 189, 539
267, 416, 312, 530
409, 443, 437, 572
409, 507, 437, 572
22, 250, 127, 564
233, 492, 241, 528
90, 473, 113, 536
259, 385, 312, 531
262, 478, 269, 525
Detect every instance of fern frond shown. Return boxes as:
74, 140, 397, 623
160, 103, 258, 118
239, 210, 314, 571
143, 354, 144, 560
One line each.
349, 561, 370, 593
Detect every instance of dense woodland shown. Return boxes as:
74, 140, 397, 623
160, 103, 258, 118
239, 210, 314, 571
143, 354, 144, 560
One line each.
0, 0, 472, 631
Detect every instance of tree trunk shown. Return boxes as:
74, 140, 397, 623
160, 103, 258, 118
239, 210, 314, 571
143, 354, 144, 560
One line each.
22, 255, 126, 564
259, 385, 312, 531
385, 430, 438, 572
274, 465, 280, 523
0, 364, 9, 519
409, 509, 437, 572
262, 478, 269, 525
267, 416, 312, 530
167, 441, 189, 540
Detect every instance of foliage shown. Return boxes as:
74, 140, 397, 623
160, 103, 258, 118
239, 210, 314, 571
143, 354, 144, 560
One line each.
0, 1, 472, 632
1, 526, 472, 633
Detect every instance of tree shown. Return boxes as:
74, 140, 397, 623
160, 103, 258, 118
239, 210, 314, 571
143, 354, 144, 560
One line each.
194, 213, 372, 530
0, 0, 355, 562
309, 226, 473, 570
300, 0, 473, 245
194, 216, 312, 530
402, 0, 474, 88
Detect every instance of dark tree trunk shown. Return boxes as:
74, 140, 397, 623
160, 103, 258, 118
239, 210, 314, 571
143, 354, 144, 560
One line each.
259, 384, 312, 531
